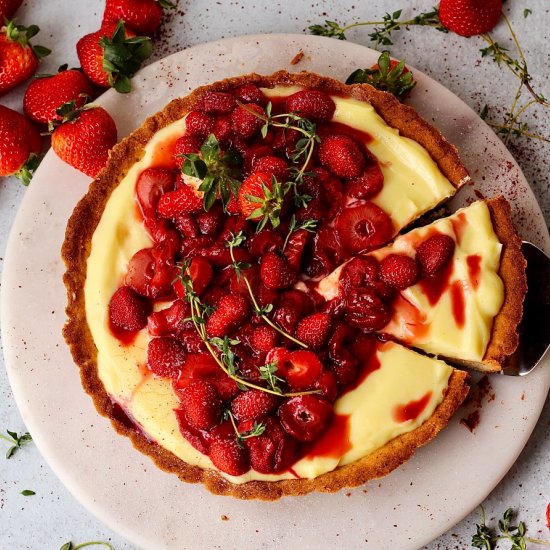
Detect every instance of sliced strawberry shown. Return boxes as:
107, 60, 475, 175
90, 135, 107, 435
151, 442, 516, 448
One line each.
231, 103, 264, 139
157, 183, 203, 217
283, 228, 310, 271
277, 350, 323, 390
295, 313, 332, 350
379, 253, 420, 290
147, 300, 189, 336
209, 437, 250, 476
179, 380, 223, 430
319, 134, 365, 178
416, 233, 456, 277
147, 336, 187, 378
109, 285, 151, 332
284, 90, 336, 122
184, 110, 214, 138
136, 167, 176, 217
335, 202, 394, 253
260, 251, 297, 290
206, 294, 251, 338
279, 395, 333, 442
230, 389, 280, 421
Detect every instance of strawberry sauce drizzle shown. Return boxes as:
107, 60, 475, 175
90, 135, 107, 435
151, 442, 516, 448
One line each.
466, 254, 481, 290
345, 346, 381, 392
417, 259, 454, 306
393, 391, 432, 423
150, 136, 178, 168
108, 319, 141, 346
390, 294, 429, 341
303, 414, 352, 459
324, 121, 373, 144
450, 280, 466, 328
450, 212, 468, 244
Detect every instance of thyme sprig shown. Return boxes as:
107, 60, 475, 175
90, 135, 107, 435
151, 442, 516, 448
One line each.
282, 215, 317, 252
226, 232, 307, 348
472, 506, 550, 549
0, 430, 32, 459
182, 134, 242, 212
177, 260, 314, 397
60, 543, 114, 550
258, 361, 285, 394
224, 409, 266, 446
309, 8, 445, 44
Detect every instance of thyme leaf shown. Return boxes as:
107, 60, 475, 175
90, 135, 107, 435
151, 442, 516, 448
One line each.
0, 430, 32, 459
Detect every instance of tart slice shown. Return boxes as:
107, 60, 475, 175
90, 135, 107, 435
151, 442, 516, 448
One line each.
63, 70, 478, 500
315, 198, 526, 372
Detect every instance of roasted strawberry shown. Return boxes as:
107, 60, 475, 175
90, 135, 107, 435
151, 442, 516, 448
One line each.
277, 350, 323, 390
209, 437, 250, 476
439, 0, 502, 37
0, 21, 50, 96
284, 90, 336, 122
230, 389, 280, 421
196, 91, 236, 114
284, 228, 310, 271
23, 68, 93, 125
51, 103, 117, 178
157, 183, 203, 216
345, 287, 391, 331
379, 253, 420, 290
125, 248, 156, 297
175, 256, 213, 297
211, 114, 233, 145
260, 251, 297, 290
252, 155, 289, 182
319, 134, 365, 178
136, 167, 176, 217
196, 204, 224, 236
231, 103, 264, 139
179, 380, 223, 430
248, 229, 283, 257
147, 300, 188, 336
103, 0, 172, 37
295, 313, 332, 350
0, 0, 22, 20
173, 135, 202, 168
184, 110, 214, 138
416, 233, 456, 277
147, 336, 187, 378
109, 285, 151, 332
0, 105, 42, 185
313, 370, 338, 402
77, 21, 152, 93
339, 255, 380, 294
279, 395, 333, 442
335, 202, 394, 253
328, 323, 359, 381
249, 325, 279, 354
206, 294, 251, 338
346, 162, 384, 199
234, 83, 266, 105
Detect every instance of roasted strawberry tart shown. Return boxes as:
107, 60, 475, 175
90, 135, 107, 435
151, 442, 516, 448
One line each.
62, 70, 526, 500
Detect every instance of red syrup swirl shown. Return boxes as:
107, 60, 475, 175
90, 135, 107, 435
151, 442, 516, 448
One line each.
450, 212, 468, 244
417, 259, 454, 306
466, 254, 481, 290
393, 391, 432, 423
450, 280, 466, 328
302, 414, 352, 460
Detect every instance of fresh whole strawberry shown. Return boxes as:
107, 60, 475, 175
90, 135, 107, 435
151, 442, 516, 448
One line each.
179, 379, 223, 430
0, 0, 22, 20
77, 21, 152, 93
23, 66, 94, 125
319, 134, 365, 178
284, 90, 336, 122
209, 437, 250, 476
51, 102, 117, 178
103, 0, 174, 37
231, 103, 265, 139
0, 20, 50, 96
295, 313, 332, 350
238, 171, 273, 219
279, 395, 333, 442
439, 0, 502, 37
147, 336, 187, 378
230, 389, 280, 421
260, 251, 297, 290
249, 325, 279, 354
109, 285, 151, 332
206, 294, 251, 338
379, 253, 420, 290
173, 135, 201, 168
0, 105, 42, 185
416, 233, 456, 276
157, 183, 203, 217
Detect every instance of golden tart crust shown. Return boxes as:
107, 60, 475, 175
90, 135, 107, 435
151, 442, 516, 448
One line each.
63, 71, 476, 500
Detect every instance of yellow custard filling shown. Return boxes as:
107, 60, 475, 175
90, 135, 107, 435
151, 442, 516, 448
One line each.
85, 87, 459, 482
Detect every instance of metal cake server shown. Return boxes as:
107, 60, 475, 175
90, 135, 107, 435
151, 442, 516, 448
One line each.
502, 241, 550, 376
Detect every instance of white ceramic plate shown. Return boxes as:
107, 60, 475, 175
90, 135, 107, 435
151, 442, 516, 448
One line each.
2, 34, 549, 550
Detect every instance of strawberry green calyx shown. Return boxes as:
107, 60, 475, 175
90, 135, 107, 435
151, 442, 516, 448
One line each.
99, 21, 153, 93
158, 0, 176, 8
4, 19, 51, 58
346, 50, 416, 101
15, 152, 42, 186
48, 99, 93, 132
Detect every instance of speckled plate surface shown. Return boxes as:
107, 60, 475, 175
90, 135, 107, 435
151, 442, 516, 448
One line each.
2, 34, 549, 550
